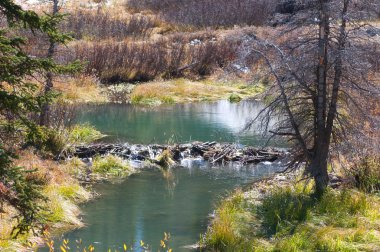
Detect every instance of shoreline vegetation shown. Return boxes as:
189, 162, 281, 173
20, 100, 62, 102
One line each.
0, 125, 137, 251
204, 172, 380, 252
55, 76, 266, 105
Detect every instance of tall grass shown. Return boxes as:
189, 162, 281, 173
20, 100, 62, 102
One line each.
205, 184, 380, 251
352, 156, 380, 193
205, 190, 254, 251
69, 124, 104, 145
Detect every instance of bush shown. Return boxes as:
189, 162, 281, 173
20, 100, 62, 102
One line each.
62, 10, 159, 41
126, 0, 276, 28
26, 127, 67, 157
107, 84, 135, 103
67, 33, 238, 83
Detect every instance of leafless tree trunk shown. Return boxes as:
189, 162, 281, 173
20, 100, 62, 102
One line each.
245, 0, 379, 195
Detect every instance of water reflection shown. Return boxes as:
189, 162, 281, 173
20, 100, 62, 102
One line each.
52, 162, 283, 252
75, 100, 276, 145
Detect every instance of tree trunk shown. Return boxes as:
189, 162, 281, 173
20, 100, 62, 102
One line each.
310, 142, 330, 196
311, 0, 330, 196
39, 0, 58, 126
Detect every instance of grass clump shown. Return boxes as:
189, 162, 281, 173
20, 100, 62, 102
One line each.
352, 156, 380, 193
205, 190, 254, 251
156, 149, 175, 168
205, 183, 380, 252
92, 155, 134, 177
228, 93, 242, 103
68, 124, 104, 145
42, 183, 91, 226
259, 187, 313, 236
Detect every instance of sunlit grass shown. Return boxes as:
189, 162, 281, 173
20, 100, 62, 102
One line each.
69, 124, 104, 145
130, 79, 264, 105
42, 184, 91, 225
205, 184, 380, 251
92, 155, 134, 178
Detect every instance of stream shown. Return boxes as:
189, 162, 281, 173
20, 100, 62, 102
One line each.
51, 100, 284, 251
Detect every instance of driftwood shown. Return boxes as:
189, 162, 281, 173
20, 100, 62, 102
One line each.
73, 142, 285, 165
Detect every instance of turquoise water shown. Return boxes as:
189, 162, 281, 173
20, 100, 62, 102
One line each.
75, 100, 278, 146
55, 163, 282, 252
48, 100, 283, 251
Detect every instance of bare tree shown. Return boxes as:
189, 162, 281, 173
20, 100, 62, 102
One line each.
245, 0, 379, 195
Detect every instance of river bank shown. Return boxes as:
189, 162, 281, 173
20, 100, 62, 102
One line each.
204, 172, 380, 251
55, 76, 265, 105
0, 148, 137, 251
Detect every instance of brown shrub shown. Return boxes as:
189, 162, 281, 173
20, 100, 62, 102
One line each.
126, 0, 277, 28
62, 10, 161, 40
65, 33, 239, 83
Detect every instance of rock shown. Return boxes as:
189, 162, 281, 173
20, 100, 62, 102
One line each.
366, 28, 380, 37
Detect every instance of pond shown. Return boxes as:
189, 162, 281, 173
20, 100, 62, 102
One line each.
75, 100, 279, 146
50, 100, 284, 251
56, 162, 282, 251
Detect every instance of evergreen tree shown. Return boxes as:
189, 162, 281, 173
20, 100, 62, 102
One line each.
0, 0, 80, 236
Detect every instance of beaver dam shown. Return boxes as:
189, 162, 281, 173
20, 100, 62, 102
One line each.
74, 141, 285, 166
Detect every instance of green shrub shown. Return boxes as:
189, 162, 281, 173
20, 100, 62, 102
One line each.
92, 155, 133, 177
68, 124, 103, 145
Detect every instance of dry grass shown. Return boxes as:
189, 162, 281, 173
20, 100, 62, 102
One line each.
0, 150, 92, 251
54, 75, 108, 103
130, 78, 263, 105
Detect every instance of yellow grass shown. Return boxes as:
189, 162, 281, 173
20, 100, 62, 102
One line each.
131, 78, 263, 105
55, 75, 108, 103
0, 150, 92, 251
